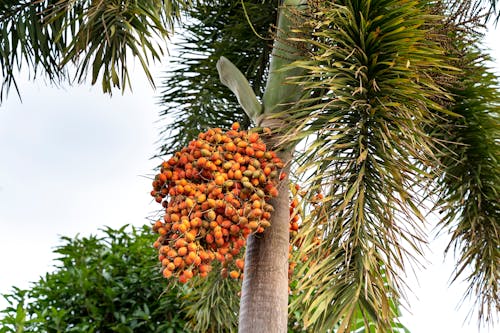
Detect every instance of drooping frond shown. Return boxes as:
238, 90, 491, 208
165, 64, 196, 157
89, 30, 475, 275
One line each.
0, 0, 64, 101
433, 44, 500, 325
0, 0, 188, 102
156, 0, 277, 156
51, 0, 185, 92
444, 0, 500, 23
181, 267, 241, 333
286, 1, 452, 331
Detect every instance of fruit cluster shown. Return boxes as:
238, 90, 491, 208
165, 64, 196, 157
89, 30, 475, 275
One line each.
151, 123, 285, 283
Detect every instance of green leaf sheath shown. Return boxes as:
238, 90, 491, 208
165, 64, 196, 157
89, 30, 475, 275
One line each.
261, 0, 308, 116
217, 56, 262, 122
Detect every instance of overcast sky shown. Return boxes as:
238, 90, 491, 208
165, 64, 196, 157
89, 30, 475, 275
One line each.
0, 24, 498, 333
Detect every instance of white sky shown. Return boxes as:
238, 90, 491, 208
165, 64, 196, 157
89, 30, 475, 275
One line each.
0, 22, 498, 333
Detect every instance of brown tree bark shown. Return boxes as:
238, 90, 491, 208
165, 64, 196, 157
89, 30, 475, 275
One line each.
238, 132, 292, 333
238, 1, 305, 332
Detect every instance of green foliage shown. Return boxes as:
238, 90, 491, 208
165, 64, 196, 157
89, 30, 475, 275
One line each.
445, 0, 500, 23
433, 38, 500, 323
176, 260, 411, 333
154, 0, 498, 329
0, 0, 188, 101
285, 1, 452, 331
156, 0, 277, 156
181, 269, 241, 333
0, 225, 188, 333
0, 225, 351, 333
0, 0, 64, 101
1, 0, 498, 331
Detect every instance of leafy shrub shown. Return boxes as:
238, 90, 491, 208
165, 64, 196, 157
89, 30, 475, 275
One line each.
0, 225, 188, 333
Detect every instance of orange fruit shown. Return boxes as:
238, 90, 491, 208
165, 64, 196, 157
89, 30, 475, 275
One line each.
229, 270, 240, 279
178, 246, 188, 256
178, 274, 189, 284
235, 259, 245, 270
163, 269, 173, 278
152, 124, 287, 282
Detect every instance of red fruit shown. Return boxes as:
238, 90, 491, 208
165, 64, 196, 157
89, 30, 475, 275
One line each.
269, 187, 279, 197
248, 132, 259, 143
206, 234, 214, 244
163, 269, 173, 278
178, 247, 188, 256
152, 124, 286, 282
235, 258, 245, 270
199, 264, 212, 273
178, 274, 189, 284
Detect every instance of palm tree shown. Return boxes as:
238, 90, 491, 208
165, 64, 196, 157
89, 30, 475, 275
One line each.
1, 1, 499, 332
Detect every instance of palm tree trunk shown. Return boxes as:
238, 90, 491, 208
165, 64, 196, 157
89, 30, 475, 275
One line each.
238, 1, 305, 332
238, 146, 291, 332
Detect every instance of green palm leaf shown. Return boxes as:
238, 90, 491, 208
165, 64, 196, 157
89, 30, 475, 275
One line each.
180, 269, 241, 333
156, 0, 277, 156
285, 1, 452, 331
0, 0, 188, 101
445, 0, 500, 23
0, 0, 64, 100
433, 42, 500, 324
51, 0, 183, 92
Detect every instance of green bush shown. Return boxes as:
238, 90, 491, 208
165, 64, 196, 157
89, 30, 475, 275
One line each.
0, 225, 188, 333
0, 224, 410, 333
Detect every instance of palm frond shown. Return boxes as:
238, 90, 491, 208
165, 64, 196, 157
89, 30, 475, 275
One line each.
445, 0, 500, 23
433, 45, 500, 324
285, 1, 452, 331
0, 0, 188, 102
47, 0, 186, 92
0, 0, 65, 101
156, 0, 277, 156
181, 268, 241, 333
